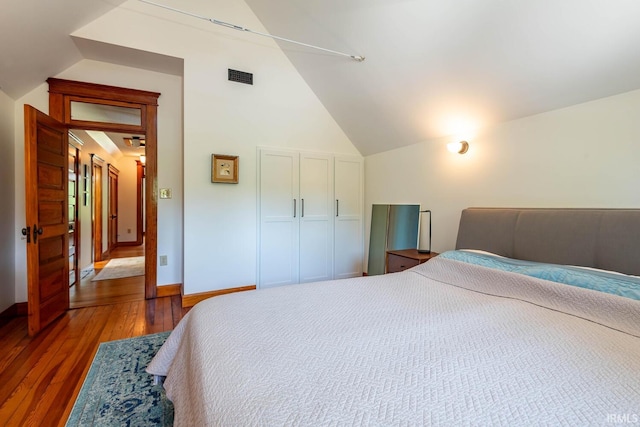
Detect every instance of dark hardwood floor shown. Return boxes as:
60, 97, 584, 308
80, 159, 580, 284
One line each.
0, 245, 187, 426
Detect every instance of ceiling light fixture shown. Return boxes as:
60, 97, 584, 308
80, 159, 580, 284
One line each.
138, 0, 365, 62
124, 136, 146, 148
447, 140, 469, 154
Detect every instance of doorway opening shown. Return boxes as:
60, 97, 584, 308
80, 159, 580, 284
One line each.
67, 131, 147, 308
22, 78, 160, 335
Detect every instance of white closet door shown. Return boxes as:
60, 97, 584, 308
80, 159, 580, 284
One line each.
334, 156, 364, 279
299, 153, 334, 283
259, 150, 299, 288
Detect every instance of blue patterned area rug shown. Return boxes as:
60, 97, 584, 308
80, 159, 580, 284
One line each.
66, 332, 173, 426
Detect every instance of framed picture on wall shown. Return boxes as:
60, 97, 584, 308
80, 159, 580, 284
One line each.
211, 154, 239, 184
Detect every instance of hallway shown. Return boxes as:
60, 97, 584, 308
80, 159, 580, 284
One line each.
70, 245, 145, 309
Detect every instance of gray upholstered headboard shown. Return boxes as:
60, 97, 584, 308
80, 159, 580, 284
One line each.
455, 208, 640, 276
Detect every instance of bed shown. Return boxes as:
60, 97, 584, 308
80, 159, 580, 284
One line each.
148, 208, 640, 425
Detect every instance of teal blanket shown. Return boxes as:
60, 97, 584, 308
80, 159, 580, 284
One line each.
440, 250, 640, 301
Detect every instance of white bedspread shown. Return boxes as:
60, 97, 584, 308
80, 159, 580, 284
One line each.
148, 257, 640, 426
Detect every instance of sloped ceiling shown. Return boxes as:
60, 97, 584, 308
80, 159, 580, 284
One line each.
0, 0, 127, 99
3, 0, 640, 156
244, 0, 640, 155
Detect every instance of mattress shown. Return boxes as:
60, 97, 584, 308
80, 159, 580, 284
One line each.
147, 256, 640, 426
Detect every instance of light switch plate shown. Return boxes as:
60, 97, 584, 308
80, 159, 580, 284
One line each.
159, 188, 172, 199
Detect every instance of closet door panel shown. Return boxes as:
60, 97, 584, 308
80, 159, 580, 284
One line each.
260, 221, 298, 287
334, 219, 362, 278
259, 150, 299, 288
334, 156, 364, 279
299, 220, 331, 282
261, 153, 298, 218
299, 153, 333, 283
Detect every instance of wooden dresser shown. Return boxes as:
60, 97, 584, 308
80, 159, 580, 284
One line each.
386, 249, 439, 273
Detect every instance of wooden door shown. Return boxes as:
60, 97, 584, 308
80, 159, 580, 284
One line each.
92, 156, 104, 262
108, 165, 119, 254
334, 156, 364, 279
258, 149, 300, 288
299, 153, 333, 283
24, 105, 69, 336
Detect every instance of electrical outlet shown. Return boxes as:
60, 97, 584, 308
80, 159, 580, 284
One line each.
159, 255, 168, 266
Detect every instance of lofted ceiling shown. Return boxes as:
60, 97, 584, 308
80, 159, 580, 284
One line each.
3, 0, 640, 156
0, 0, 127, 99
244, 0, 640, 155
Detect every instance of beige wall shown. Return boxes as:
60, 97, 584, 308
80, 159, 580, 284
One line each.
58, 61, 183, 284
364, 89, 640, 270
0, 89, 15, 313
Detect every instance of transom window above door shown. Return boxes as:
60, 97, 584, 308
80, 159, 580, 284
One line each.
70, 101, 142, 127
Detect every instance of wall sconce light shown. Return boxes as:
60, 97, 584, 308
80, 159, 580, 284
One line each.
447, 140, 469, 154
139, 154, 146, 164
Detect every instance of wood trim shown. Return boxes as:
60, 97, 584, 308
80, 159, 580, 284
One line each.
182, 285, 256, 308
63, 119, 146, 135
47, 78, 160, 301
68, 131, 84, 149
157, 284, 182, 297
91, 155, 103, 263
107, 164, 119, 254
47, 78, 160, 105
145, 103, 158, 299
135, 160, 144, 245
90, 154, 105, 164
0, 302, 28, 318
48, 92, 64, 122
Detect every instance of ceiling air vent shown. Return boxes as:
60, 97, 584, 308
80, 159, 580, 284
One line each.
228, 69, 253, 85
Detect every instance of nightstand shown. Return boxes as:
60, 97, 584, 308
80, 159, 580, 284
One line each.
386, 249, 439, 273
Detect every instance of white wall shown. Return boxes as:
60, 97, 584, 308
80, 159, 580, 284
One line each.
59, 62, 182, 287
365, 89, 640, 270
74, 0, 360, 294
0, 89, 15, 313
13, 84, 47, 303
13, 60, 183, 302
116, 157, 139, 244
